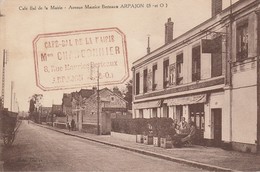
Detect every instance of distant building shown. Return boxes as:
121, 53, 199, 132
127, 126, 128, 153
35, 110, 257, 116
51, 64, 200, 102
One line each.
67, 88, 95, 127
39, 106, 51, 122
62, 93, 72, 121
81, 87, 127, 134
132, 0, 260, 153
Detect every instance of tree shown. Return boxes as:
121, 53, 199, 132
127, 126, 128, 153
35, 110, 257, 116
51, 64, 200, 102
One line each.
28, 94, 43, 122
113, 86, 123, 97
123, 80, 133, 110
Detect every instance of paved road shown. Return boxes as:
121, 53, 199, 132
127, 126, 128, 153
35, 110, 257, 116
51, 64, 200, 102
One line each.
2, 121, 205, 171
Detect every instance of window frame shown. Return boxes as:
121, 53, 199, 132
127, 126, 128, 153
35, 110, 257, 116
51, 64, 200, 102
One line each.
135, 72, 140, 95
152, 64, 158, 91
192, 45, 201, 82
236, 21, 249, 62
163, 59, 170, 88
176, 53, 184, 85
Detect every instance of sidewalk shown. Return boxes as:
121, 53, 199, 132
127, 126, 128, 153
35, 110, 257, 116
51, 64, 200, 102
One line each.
35, 123, 260, 171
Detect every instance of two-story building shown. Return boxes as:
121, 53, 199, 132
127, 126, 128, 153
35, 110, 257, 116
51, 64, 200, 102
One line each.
132, 0, 260, 153
82, 87, 127, 134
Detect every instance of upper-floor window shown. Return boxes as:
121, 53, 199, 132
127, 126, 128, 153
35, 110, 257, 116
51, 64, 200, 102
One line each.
176, 53, 183, 85
152, 64, 157, 91
163, 59, 169, 88
237, 22, 248, 61
211, 36, 222, 77
110, 96, 115, 102
192, 46, 201, 82
143, 69, 148, 93
135, 72, 140, 95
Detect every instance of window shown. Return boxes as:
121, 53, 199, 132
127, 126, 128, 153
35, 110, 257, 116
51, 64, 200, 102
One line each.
163, 59, 169, 88
163, 104, 169, 118
192, 46, 201, 81
176, 53, 183, 85
110, 96, 115, 102
152, 108, 157, 118
143, 69, 148, 93
139, 109, 143, 118
237, 22, 248, 61
135, 72, 140, 95
176, 105, 183, 122
211, 36, 222, 77
152, 64, 157, 91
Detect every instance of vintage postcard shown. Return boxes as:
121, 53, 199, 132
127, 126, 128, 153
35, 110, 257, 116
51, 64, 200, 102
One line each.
1, 0, 260, 171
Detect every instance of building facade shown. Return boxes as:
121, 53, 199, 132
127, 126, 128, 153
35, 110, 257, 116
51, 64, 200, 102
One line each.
132, 0, 260, 153
81, 88, 127, 134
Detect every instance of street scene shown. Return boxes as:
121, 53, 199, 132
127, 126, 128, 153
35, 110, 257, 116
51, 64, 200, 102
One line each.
2, 121, 204, 171
1, 0, 260, 171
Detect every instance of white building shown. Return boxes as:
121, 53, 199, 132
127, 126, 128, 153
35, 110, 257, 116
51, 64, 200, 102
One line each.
132, 0, 260, 153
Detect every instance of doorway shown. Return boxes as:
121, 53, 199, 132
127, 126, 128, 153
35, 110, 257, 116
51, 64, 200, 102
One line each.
212, 109, 222, 147
189, 103, 205, 144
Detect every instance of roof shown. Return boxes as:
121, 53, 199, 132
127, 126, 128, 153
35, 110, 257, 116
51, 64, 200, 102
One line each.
88, 87, 127, 103
79, 89, 94, 99
132, 0, 256, 68
41, 107, 52, 111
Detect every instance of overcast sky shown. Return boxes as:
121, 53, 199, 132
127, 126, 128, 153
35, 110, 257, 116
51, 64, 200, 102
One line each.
0, 0, 237, 111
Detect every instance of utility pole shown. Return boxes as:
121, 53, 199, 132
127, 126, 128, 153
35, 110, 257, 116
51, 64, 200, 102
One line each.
97, 65, 100, 135
1, 49, 7, 110
10, 81, 14, 111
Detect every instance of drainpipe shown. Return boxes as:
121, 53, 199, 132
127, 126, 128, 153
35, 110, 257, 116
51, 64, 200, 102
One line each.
229, 0, 233, 146
256, 6, 260, 152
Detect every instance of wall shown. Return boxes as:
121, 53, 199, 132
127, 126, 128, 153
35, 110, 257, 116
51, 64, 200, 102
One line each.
84, 89, 126, 124
143, 109, 150, 118
204, 103, 211, 139
232, 63, 257, 144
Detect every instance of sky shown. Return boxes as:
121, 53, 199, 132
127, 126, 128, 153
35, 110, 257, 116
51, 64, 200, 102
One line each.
0, 0, 237, 112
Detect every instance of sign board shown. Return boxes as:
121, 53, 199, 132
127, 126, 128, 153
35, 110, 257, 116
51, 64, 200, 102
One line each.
201, 36, 222, 54
33, 28, 129, 91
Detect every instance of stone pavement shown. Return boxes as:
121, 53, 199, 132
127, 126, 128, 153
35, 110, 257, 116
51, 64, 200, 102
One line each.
35, 123, 260, 171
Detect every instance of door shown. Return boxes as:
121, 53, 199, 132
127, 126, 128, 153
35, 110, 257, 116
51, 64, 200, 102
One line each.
189, 104, 205, 144
212, 109, 222, 147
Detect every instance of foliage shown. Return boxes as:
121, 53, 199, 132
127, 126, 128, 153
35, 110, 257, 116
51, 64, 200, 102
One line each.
157, 118, 174, 137
50, 110, 66, 117
111, 117, 173, 137
123, 80, 133, 110
28, 94, 43, 113
113, 86, 123, 97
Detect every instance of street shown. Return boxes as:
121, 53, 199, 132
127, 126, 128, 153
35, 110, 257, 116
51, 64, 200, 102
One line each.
1, 121, 205, 171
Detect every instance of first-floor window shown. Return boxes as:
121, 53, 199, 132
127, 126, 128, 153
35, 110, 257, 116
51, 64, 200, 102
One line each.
152, 108, 157, 118
237, 22, 248, 61
139, 109, 143, 118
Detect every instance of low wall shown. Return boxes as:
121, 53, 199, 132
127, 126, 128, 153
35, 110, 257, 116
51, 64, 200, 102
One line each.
111, 132, 136, 142
53, 122, 67, 129
81, 123, 98, 134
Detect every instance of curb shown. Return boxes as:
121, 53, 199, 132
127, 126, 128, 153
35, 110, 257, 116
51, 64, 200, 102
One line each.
35, 123, 233, 171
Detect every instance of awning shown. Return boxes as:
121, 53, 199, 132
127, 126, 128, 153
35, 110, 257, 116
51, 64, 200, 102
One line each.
164, 94, 207, 106
134, 100, 162, 109
102, 107, 127, 112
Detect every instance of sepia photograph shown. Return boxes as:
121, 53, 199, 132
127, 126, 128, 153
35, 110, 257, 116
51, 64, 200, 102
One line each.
1, 0, 260, 171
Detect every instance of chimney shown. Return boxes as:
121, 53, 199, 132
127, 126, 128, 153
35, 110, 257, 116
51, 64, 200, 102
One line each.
93, 86, 97, 94
212, 0, 222, 17
147, 35, 151, 54
165, 18, 174, 44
